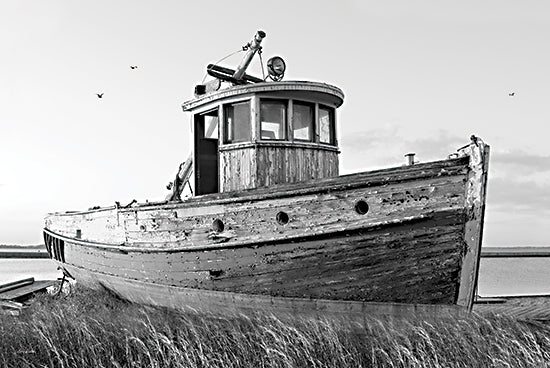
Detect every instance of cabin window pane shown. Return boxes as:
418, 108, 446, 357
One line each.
260, 100, 286, 140
224, 101, 251, 143
201, 110, 219, 139
319, 106, 335, 145
292, 102, 314, 141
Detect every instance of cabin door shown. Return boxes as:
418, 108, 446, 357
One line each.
194, 110, 219, 195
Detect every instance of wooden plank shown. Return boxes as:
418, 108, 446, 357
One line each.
456, 142, 490, 309
474, 296, 550, 321
0, 300, 25, 309
474, 297, 507, 304
0, 278, 34, 294
219, 140, 340, 153
0, 300, 25, 316
0, 280, 57, 301
60, 263, 467, 321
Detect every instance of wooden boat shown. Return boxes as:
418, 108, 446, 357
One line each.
43, 31, 490, 320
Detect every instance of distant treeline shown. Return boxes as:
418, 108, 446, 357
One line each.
0, 244, 44, 249
482, 246, 550, 258
0, 244, 48, 259
0, 252, 49, 259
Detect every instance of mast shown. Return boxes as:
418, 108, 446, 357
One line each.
232, 30, 266, 81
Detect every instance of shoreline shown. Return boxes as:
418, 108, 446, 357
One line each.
0, 251, 50, 259
0, 244, 48, 259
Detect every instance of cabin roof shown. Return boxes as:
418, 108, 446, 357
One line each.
182, 81, 344, 112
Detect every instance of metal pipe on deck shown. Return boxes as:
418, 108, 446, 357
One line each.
233, 30, 266, 81
405, 153, 415, 165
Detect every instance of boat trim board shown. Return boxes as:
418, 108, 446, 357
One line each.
43, 211, 453, 253
182, 81, 344, 112
456, 141, 490, 310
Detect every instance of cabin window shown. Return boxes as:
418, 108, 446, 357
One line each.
201, 110, 219, 139
260, 100, 286, 140
319, 106, 335, 145
292, 102, 314, 141
224, 101, 251, 143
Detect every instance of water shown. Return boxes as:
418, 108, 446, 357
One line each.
0, 258, 62, 285
1, 258, 549, 297
478, 257, 550, 297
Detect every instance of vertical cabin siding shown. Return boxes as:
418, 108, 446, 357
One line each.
220, 144, 339, 192
220, 147, 257, 192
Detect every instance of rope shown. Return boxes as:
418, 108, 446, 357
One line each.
55, 274, 66, 297
201, 48, 244, 83
258, 48, 266, 80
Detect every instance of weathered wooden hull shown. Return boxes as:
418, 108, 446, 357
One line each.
43, 142, 489, 318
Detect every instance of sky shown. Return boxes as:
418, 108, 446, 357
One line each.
1, 1, 549, 246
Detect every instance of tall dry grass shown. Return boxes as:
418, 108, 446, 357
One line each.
1, 286, 549, 368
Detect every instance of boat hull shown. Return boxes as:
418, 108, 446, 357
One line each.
44, 142, 489, 317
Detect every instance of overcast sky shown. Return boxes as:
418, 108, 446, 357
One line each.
1, 1, 549, 246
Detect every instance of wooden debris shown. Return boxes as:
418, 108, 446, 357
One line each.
0, 278, 58, 302
0, 300, 25, 316
0, 278, 35, 294
474, 295, 550, 322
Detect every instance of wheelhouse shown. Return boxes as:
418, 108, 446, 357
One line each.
181, 81, 345, 195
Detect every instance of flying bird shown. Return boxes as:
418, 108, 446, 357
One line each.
130, 65, 138, 69
509, 92, 515, 97
96, 93, 104, 98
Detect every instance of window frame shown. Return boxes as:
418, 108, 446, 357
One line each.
198, 108, 220, 140
318, 104, 336, 145
259, 98, 288, 141
223, 99, 252, 144
291, 101, 315, 142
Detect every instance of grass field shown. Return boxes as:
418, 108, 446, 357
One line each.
1, 286, 549, 368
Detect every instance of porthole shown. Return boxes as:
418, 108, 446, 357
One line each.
276, 211, 289, 225
212, 219, 224, 233
354, 200, 369, 215
209, 269, 224, 277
